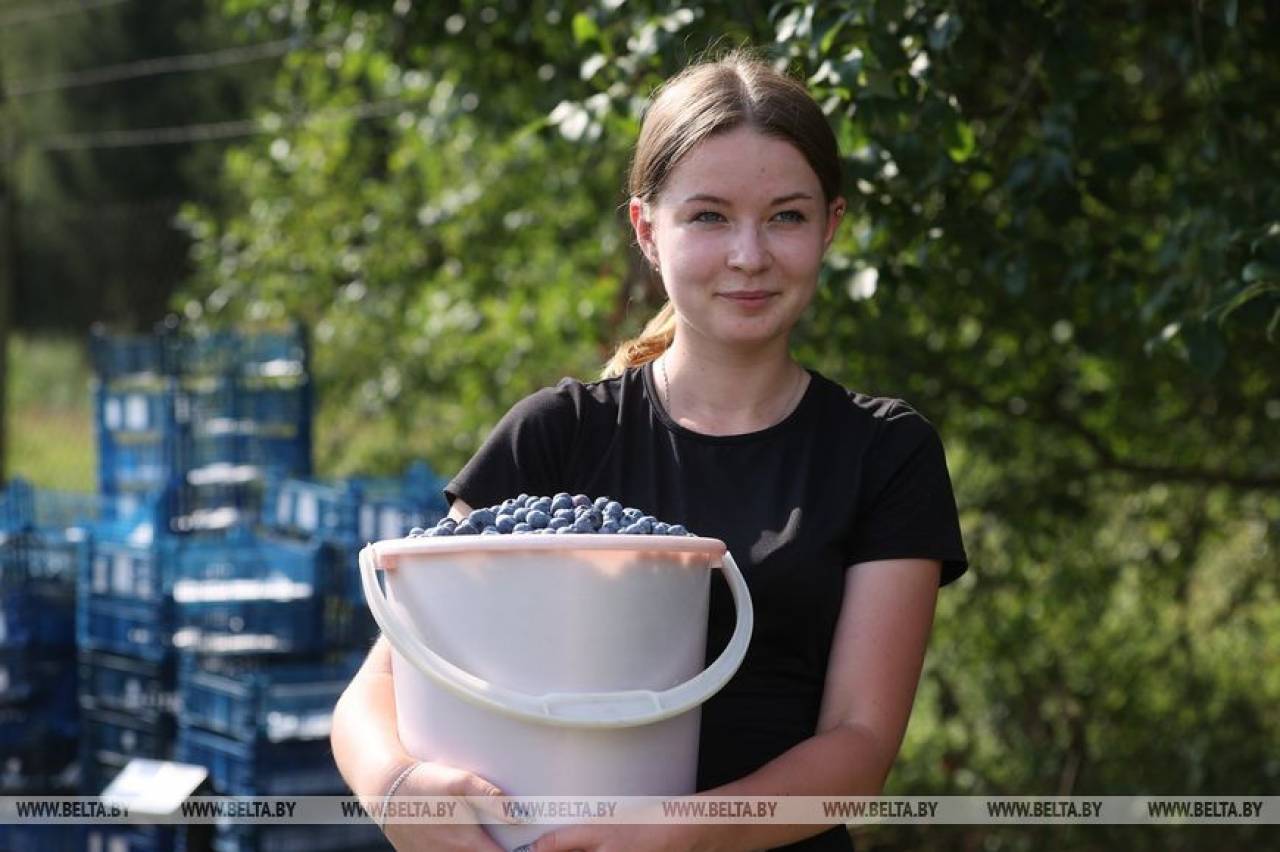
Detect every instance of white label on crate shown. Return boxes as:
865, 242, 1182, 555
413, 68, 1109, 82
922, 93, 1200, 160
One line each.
109, 836, 128, 852
113, 553, 135, 596
88, 833, 102, 852
105, 397, 122, 431
94, 554, 110, 593
380, 509, 406, 541
121, 730, 137, 752
125, 394, 150, 431
298, 492, 319, 531
360, 505, 375, 541
0, 666, 9, 693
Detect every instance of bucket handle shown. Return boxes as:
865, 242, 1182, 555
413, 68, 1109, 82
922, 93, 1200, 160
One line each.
359, 542, 753, 729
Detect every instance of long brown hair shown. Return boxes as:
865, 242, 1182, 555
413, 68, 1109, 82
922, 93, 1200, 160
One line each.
601, 49, 843, 378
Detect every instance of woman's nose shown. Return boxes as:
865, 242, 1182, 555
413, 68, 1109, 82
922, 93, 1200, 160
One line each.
727, 225, 772, 274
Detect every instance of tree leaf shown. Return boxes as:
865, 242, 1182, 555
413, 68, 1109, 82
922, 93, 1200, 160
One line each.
572, 12, 598, 45
1182, 321, 1227, 377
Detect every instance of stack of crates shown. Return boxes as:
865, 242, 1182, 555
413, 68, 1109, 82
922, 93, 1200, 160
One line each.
174, 328, 313, 533
90, 324, 314, 534
0, 481, 81, 796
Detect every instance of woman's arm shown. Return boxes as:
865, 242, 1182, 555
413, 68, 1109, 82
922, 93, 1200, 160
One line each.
332, 499, 513, 851
529, 557, 942, 852
693, 556, 941, 849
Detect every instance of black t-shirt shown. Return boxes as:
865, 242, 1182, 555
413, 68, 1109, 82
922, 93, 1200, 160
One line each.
445, 361, 969, 851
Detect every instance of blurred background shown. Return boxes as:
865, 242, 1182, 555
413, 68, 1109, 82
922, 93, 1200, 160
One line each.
1, 1, 1278, 851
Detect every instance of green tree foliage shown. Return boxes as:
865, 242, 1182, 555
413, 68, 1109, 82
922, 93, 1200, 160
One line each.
180, 2, 1279, 848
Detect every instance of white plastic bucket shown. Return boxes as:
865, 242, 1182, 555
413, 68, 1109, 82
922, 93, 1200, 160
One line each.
359, 534, 753, 849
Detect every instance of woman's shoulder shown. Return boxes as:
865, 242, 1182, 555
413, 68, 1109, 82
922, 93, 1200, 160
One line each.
508, 367, 637, 420
806, 368, 939, 437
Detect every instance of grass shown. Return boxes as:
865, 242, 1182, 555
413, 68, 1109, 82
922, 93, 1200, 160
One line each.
5, 333, 96, 492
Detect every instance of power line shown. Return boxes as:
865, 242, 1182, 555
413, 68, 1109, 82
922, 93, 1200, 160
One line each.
0, 0, 131, 30
35, 98, 422, 152
7, 36, 302, 97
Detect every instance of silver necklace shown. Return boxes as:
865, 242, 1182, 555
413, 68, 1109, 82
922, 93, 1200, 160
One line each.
659, 356, 807, 424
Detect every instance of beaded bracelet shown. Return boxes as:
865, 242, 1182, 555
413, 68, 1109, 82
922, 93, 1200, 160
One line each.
378, 761, 423, 831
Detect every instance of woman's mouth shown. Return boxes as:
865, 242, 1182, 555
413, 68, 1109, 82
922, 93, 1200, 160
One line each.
718, 290, 777, 306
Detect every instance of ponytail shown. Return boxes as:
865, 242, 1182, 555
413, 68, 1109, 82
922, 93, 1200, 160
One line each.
600, 301, 676, 379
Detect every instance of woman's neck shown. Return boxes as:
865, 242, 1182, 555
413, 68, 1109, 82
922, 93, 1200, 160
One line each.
656, 339, 808, 436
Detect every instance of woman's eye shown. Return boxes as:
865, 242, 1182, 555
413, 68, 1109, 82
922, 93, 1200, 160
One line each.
774, 210, 806, 223
692, 211, 725, 224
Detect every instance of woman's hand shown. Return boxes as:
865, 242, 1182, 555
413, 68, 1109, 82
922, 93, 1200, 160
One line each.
378, 759, 511, 852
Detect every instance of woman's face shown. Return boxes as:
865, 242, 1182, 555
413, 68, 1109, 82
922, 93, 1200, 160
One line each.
631, 125, 845, 353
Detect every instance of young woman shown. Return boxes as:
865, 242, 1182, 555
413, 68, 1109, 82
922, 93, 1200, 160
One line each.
331, 50, 968, 852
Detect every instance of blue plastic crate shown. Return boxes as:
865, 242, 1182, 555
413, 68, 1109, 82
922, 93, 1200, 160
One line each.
79, 706, 174, 774
178, 654, 361, 743
0, 734, 78, 793
0, 479, 34, 533
77, 595, 174, 662
212, 822, 383, 852
262, 462, 446, 549
173, 596, 323, 656
0, 591, 75, 649
0, 677, 78, 751
0, 649, 76, 706
261, 477, 358, 542
175, 726, 345, 796
78, 649, 177, 716
90, 326, 179, 387
86, 535, 168, 602
1, 825, 85, 852
85, 825, 178, 852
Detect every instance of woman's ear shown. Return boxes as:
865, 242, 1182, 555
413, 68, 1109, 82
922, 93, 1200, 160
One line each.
629, 197, 659, 269
823, 196, 846, 249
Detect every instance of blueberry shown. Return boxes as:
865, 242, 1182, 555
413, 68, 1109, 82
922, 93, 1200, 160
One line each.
555, 525, 577, 534
572, 516, 595, 533
531, 497, 552, 513
409, 527, 425, 537
551, 494, 574, 513
604, 501, 623, 518
468, 508, 496, 528
513, 507, 529, 523
513, 523, 531, 533
667, 524, 688, 536
553, 508, 575, 521
586, 509, 603, 527
526, 509, 550, 529
548, 517, 571, 530
422, 528, 436, 537
434, 524, 454, 536
572, 494, 592, 508
593, 496, 610, 509
653, 522, 670, 535
495, 515, 516, 533
599, 521, 620, 534
631, 519, 652, 534
481, 528, 501, 535
622, 507, 642, 522
454, 521, 478, 535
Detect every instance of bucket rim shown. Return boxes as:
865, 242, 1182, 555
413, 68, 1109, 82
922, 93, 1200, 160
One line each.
371, 533, 727, 562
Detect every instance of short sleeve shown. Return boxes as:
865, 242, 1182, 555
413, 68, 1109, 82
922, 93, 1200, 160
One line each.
844, 402, 969, 586
444, 382, 580, 511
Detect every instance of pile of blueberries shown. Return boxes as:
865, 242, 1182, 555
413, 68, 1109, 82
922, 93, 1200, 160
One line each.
407, 494, 692, 537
